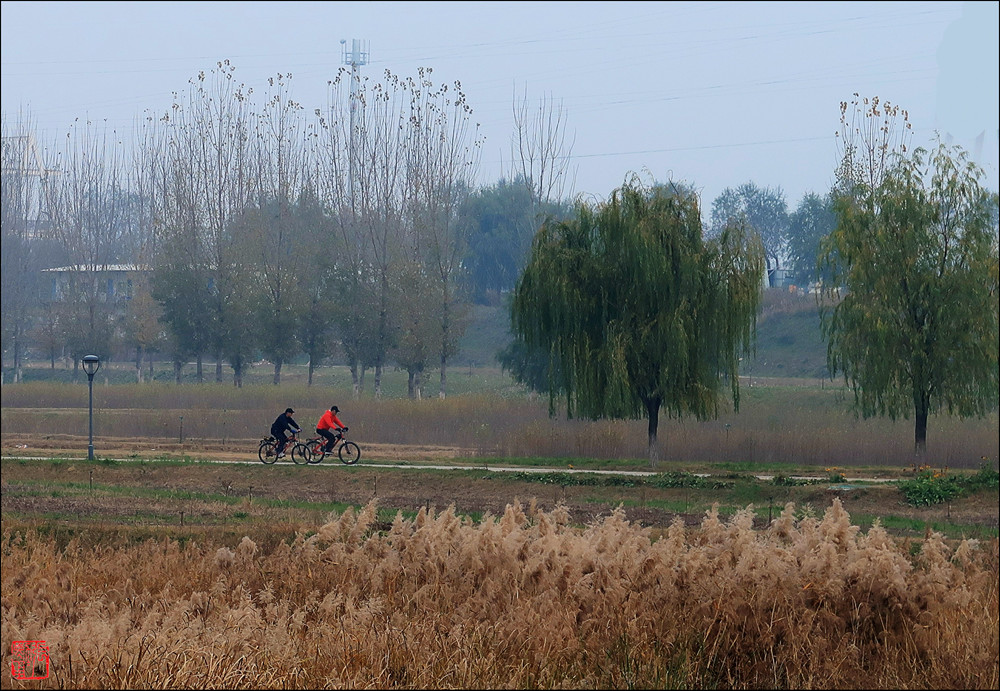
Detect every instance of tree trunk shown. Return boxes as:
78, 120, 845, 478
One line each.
174, 359, 183, 385
12, 334, 22, 382
374, 363, 383, 399
308, 358, 315, 387
439, 353, 448, 399
196, 355, 204, 383
645, 396, 662, 468
439, 301, 449, 399
350, 360, 360, 399
273, 360, 282, 385
215, 353, 223, 383
914, 403, 929, 458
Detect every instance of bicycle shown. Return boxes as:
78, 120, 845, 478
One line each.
304, 428, 360, 465
258, 433, 310, 465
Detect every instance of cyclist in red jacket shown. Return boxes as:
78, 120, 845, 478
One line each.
316, 405, 347, 453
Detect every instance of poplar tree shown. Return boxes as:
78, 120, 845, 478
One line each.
511, 176, 764, 463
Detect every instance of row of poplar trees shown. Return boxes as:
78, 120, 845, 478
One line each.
3, 62, 497, 398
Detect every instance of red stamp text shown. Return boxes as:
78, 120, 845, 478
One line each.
11, 640, 50, 681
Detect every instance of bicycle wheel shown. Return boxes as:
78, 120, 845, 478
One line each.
338, 441, 361, 465
307, 439, 326, 464
258, 439, 277, 464
291, 442, 311, 465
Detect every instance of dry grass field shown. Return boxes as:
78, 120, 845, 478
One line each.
2, 492, 998, 689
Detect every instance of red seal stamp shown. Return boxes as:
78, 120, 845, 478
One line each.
10, 640, 50, 680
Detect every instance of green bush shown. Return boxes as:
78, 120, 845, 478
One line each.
899, 466, 964, 506
961, 462, 999, 491
646, 472, 723, 489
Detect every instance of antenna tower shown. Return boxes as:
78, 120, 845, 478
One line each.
341, 39, 369, 212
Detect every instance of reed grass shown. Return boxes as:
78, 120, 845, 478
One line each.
3, 376, 997, 468
3, 498, 997, 689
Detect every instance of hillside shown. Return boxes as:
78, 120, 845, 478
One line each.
455, 288, 831, 380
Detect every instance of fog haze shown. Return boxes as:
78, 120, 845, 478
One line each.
2, 0, 998, 208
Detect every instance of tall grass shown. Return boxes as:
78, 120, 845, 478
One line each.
2, 377, 997, 468
2, 499, 997, 689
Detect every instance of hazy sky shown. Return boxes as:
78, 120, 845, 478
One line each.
2, 0, 998, 210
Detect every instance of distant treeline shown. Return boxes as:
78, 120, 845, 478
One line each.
2, 62, 839, 396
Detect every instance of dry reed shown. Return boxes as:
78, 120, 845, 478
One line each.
3, 498, 997, 689
2, 381, 997, 468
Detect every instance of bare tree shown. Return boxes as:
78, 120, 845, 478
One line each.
405, 69, 483, 398
313, 72, 368, 397
1, 112, 55, 381
835, 93, 912, 195
159, 61, 258, 385
316, 67, 412, 398
128, 112, 176, 381
46, 118, 133, 374
252, 73, 310, 385
509, 87, 576, 206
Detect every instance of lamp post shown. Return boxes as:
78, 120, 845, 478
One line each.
82, 354, 101, 460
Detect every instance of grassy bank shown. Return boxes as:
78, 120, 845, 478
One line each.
3, 456, 997, 540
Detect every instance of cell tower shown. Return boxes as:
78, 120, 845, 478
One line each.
341, 38, 369, 212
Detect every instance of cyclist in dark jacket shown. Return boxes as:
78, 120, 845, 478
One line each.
270, 408, 301, 459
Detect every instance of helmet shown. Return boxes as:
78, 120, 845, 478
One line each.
331, 405, 340, 412
285, 408, 295, 414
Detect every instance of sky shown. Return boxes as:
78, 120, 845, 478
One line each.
2, 0, 998, 212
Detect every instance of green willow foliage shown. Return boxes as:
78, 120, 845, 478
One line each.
820, 141, 1000, 454
511, 176, 764, 458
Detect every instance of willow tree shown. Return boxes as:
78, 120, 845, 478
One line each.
511, 176, 764, 463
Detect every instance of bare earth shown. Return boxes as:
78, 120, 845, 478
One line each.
2, 434, 998, 533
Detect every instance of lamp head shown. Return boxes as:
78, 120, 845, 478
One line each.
82, 354, 101, 377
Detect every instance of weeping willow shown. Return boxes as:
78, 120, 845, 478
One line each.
511, 176, 765, 462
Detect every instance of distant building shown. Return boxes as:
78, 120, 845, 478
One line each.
765, 267, 793, 289
41, 264, 150, 304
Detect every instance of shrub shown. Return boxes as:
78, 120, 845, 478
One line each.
899, 465, 965, 506
962, 462, 1000, 491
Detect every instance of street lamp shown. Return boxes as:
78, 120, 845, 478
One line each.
82, 354, 101, 460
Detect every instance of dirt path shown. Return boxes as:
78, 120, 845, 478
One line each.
2, 433, 470, 464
